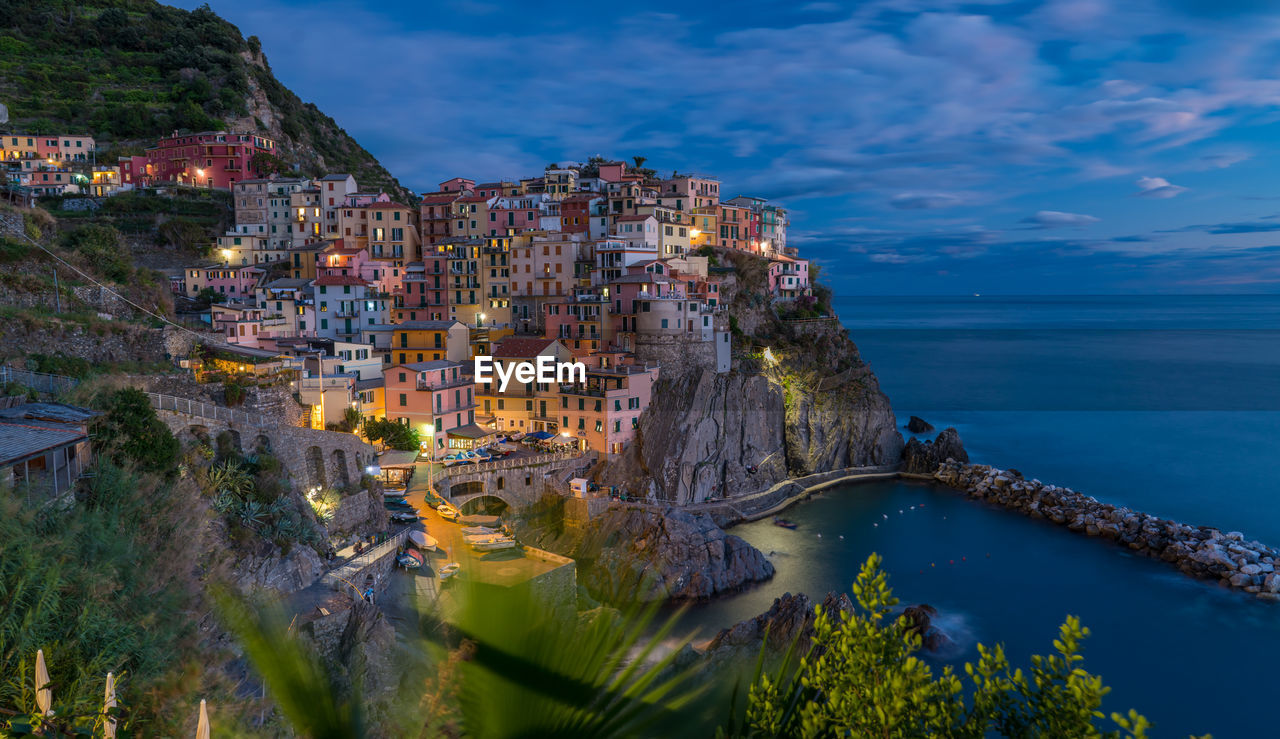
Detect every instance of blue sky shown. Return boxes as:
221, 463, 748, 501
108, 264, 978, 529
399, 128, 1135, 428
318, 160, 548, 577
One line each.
181, 0, 1280, 294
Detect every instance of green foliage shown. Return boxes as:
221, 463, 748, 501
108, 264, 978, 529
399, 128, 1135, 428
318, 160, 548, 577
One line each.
223, 576, 705, 738
0, 461, 200, 735
204, 454, 319, 548
0, 0, 408, 198
89, 387, 179, 475
61, 224, 132, 283
25, 352, 92, 379
0, 237, 33, 262
363, 416, 420, 451
195, 286, 226, 304
728, 553, 1179, 739
223, 379, 247, 407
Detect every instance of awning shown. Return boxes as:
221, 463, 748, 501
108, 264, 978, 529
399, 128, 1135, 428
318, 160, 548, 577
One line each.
526, 430, 555, 441
449, 423, 496, 440
379, 450, 419, 468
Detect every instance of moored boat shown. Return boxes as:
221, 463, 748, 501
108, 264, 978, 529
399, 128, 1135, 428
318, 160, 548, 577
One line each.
773, 518, 798, 529
438, 562, 461, 580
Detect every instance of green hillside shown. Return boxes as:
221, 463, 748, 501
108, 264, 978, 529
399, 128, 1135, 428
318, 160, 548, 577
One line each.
0, 0, 411, 199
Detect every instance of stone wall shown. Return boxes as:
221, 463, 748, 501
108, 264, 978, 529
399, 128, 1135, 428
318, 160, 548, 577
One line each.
520, 547, 578, 616
633, 333, 717, 379
0, 320, 168, 365
327, 487, 390, 538
157, 410, 377, 492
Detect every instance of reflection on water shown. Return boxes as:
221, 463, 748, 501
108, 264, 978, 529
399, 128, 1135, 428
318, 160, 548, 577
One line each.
677, 480, 1276, 737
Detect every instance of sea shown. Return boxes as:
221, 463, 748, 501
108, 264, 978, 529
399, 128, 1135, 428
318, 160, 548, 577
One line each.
678, 295, 1280, 738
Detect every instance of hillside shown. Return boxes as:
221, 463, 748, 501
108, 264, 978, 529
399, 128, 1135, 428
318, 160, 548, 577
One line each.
0, 0, 411, 199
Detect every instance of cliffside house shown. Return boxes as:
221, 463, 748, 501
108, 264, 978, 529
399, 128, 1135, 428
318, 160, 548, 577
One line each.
0, 403, 99, 498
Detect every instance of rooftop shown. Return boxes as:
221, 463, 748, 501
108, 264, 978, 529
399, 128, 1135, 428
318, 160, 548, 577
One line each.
492, 337, 558, 358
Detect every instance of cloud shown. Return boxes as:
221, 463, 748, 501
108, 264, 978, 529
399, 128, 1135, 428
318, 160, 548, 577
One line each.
1021, 210, 1101, 228
889, 192, 963, 209
1164, 220, 1280, 235
1135, 176, 1189, 198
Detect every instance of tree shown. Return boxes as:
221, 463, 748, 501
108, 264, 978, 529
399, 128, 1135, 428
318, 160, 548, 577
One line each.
195, 286, 226, 304
631, 156, 647, 170
362, 417, 420, 451
90, 388, 179, 475
728, 554, 1172, 738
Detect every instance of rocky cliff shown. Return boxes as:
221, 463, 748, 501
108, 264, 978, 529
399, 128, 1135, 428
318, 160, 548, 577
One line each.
601, 254, 903, 504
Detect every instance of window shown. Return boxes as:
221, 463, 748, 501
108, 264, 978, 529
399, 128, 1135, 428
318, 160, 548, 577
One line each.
399, 393, 407, 407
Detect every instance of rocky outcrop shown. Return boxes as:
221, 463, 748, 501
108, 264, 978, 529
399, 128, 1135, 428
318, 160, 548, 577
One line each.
935, 461, 1280, 601
704, 591, 852, 661
906, 416, 934, 434
602, 365, 902, 505
228, 540, 325, 595
559, 506, 775, 602
901, 427, 968, 474
901, 604, 953, 652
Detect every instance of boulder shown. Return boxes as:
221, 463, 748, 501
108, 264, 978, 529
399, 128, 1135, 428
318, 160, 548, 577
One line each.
906, 416, 935, 434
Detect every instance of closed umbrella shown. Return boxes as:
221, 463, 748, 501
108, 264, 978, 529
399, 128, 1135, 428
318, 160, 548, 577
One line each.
34, 649, 52, 716
103, 672, 117, 738
195, 699, 210, 739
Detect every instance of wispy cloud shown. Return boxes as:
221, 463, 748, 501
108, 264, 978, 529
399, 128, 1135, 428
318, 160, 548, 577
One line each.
1021, 210, 1101, 228
1135, 176, 1189, 198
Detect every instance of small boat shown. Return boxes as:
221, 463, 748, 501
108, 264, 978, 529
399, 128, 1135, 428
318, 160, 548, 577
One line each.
773, 518, 798, 529
437, 504, 459, 521
389, 510, 421, 523
383, 489, 409, 498
463, 532, 513, 544
471, 538, 518, 552
397, 549, 424, 569
408, 531, 437, 551
460, 525, 500, 535
385, 500, 415, 510
438, 562, 461, 581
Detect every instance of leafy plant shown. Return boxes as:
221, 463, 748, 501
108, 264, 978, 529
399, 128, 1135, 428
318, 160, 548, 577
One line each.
726, 553, 1184, 739
89, 388, 179, 475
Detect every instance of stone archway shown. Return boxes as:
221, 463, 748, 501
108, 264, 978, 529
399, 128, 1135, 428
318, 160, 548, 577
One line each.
331, 448, 350, 488
306, 445, 326, 488
458, 495, 510, 516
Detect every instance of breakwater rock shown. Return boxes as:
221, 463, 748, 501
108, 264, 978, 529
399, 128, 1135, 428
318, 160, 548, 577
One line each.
902, 427, 968, 474
564, 506, 776, 603
934, 461, 1280, 601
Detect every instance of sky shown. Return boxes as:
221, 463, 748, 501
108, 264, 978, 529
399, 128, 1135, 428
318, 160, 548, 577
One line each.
179, 0, 1280, 294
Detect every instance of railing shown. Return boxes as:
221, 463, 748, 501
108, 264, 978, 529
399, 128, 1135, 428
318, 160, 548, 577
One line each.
440, 450, 592, 478
146, 392, 269, 428
328, 526, 411, 576
0, 367, 80, 395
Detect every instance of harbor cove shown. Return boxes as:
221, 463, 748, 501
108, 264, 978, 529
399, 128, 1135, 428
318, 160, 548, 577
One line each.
674, 295, 1280, 738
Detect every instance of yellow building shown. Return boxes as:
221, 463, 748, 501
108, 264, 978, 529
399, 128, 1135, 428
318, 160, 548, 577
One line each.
690, 206, 719, 249
365, 201, 421, 267
479, 238, 513, 326
390, 319, 470, 366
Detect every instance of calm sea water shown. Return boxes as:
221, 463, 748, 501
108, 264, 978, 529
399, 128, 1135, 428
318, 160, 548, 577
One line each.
679, 295, 1280, 738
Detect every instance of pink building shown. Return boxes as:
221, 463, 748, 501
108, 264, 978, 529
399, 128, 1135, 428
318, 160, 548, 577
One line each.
489, 194, 546, 237
138, 131, 277, 190
769, 255, 811, 299
383, 360, 479, 457
558, 363, 658, 456
184, 264, 264, 300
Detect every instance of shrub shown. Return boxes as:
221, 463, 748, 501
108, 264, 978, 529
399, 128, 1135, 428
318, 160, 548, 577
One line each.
62, 224, 132, 283
90, 388, 180, 475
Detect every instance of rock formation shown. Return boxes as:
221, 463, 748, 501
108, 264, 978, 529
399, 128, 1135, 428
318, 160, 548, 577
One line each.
906, 416, 934, 433
934, 461, 1280, 601
901, 427, 968, 474
549, 506, 775, 603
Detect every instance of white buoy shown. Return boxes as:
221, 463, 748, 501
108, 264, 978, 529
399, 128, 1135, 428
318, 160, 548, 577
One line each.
839, 535, 844, 539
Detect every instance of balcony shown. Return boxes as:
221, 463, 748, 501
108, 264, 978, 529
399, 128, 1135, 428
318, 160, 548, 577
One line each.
417, 376, 473, 391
